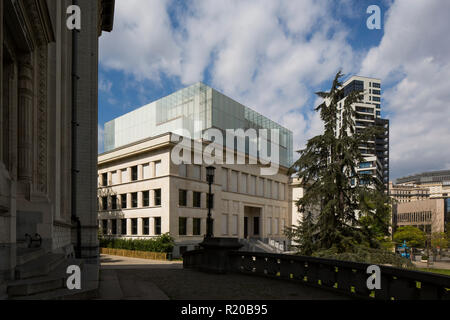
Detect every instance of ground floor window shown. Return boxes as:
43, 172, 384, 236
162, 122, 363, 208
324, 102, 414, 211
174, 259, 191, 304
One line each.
112, 219, 117, 234
102, 220, 108, 235
143, 218, 149, 235
131, 218, 138, 235
154, 217, 161, 235
121, 219, 127, 235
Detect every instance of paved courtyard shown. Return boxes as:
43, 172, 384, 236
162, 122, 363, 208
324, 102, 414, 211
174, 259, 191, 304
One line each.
97, 254, 350, 300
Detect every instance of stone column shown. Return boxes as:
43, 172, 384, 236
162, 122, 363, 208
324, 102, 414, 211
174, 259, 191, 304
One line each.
150, 190, 155, 207
138, 191, 143, 208
138, 164, 143, 180
187, 190, 193, 207
150, 162, 155, 178
126, 219, 131, 235
137, 218, 143, 236
17, 54, 33, 184
150, 217, 155, 236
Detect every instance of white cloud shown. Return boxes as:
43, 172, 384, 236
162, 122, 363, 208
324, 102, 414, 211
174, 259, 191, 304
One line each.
360, 0, 450, 180
99, 0, 358, 160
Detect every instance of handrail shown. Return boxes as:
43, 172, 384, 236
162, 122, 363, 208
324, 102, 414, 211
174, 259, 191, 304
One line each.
183, 249, 450, 300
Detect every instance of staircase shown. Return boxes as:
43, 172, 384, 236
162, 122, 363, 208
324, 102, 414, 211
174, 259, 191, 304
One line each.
5, 247, 99, 300
239, 238, 284, 254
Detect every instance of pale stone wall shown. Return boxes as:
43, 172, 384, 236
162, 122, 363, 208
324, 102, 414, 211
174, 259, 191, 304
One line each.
98, 133, 292, 257
394, 198, 445, 233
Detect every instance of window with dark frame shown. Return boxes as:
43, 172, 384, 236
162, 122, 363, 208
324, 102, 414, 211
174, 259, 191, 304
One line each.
131, 218, 137, 235
102, 173, 108, 186
193, 192, 201, 208
179, 189, 187, 206
111, 219, 117, 235
143, 218, 149, 235
154, 189, 161, 206
143, 191, 149, 207
111, 195, 117, 210
131, 192, 138, 208
102, 196, 108, 210
179, 217, 187, 235
131, 166, 138, 181
121, 194, 127, 209
102, 220, 108, 235
154, 217, 161, 235
121, 219, 127, 235
193, 218, 201, 235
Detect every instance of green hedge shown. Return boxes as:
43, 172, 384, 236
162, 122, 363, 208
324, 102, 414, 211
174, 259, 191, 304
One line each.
99, 233, 174, 253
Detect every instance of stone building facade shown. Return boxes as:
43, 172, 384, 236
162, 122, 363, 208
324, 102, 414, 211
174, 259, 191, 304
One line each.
0, 0, 114, 297
98, 133, 292, 257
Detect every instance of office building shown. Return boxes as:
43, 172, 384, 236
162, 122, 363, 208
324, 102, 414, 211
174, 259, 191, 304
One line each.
98, 83, 293, 257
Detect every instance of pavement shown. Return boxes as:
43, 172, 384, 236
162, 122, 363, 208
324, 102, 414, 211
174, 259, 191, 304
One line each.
97, 254, 350, 300
413, 260, 450, 270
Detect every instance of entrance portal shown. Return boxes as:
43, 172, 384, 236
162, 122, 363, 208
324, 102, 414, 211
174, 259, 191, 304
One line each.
243, 206, 262, 239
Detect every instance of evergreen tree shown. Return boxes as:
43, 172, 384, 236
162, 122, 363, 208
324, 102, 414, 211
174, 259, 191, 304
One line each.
287, 71, 390, 255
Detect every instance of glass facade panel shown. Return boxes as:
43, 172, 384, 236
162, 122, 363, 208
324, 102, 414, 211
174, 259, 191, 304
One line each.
103, 83, 293, 168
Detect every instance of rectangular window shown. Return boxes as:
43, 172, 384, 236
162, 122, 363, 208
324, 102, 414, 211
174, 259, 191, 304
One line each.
102, 220, 108, 235
121, 194, 127, 209
111, 195, 117, 210
249, 175, 256, 195
193, 218, 201, 236
140, 191, 148, 207
131, 218, 137, 235
222, 168, 228, 191
191, 164, 201, 180
131, 166, 138, 181
266, 180, 272, 198
372, 96, 380, 102
267, 217, 272, 235
121, 219, 127, 235
257, 178, 264, 196
143, 164, 150, 179
179, 217, 187, 235
280, 183, 285, 201
274, 218, 279, 235
231, 170, 238, 192
232, 215, 238, 235
273, 182, 278, 200
206, 194, 214, 209
222, 214, 228, 235
111, 219, 117, 235
155, 160, 162, 176
241, 174, 247, 194
101, 196, 108, 211
154, 217, 161, 235
154, 189, 161, 206
143, 218, 150, 235
102, 173, 108, 186
179, 164, 187, 177
179, 189, 187, 206
131, 192, 138, 208
372, 82, 380, 88
372, 89, 381, 95
111, 171, 118, 185
193, 192, 201, 208
121, 169, 127, 183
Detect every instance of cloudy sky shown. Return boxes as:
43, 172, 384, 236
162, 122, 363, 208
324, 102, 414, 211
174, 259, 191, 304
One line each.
98, 0, 450, 181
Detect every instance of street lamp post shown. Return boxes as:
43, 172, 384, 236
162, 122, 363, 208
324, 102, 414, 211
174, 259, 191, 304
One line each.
205, 166, 215, 238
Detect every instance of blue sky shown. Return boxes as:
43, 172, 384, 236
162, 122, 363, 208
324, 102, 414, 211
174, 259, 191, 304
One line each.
98, 0, 450, 180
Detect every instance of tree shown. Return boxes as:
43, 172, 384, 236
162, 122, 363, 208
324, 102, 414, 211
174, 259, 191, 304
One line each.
286, 71, 390, 255
431, 232, 448, 250
393, 226, 426, 248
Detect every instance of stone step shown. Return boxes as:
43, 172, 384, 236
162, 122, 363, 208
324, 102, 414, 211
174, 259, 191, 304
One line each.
7, 276, 64, 297
16, 247, 46, 266
11, 264, 99, 300
7, 258, 85, 299
15, 253, 65, 280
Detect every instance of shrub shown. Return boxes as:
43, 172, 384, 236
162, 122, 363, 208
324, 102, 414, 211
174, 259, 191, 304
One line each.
99, 233, 174, 253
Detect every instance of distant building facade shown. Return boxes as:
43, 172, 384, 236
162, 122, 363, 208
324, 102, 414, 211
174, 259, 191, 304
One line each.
98, 84, 293, 257
392, 170, 450, 234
